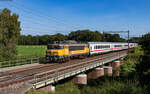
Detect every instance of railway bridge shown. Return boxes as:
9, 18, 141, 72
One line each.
0, 49, 132, 94
33, 50, 128, 91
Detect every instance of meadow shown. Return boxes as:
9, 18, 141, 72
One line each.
17, 45, 47, 58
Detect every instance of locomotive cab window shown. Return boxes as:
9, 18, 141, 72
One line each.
47, 45, 64, 49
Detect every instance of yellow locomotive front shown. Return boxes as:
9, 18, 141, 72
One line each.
46, 43, 89, 62
46, 44, 68, 61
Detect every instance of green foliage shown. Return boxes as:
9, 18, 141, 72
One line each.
68, 30, 125, 42
26, 78, 148, 94
26, 82, 80, 94
66, 30, 102, 42
129, 37, 141, 43
81, 78, 148, 94
0, 8, 21, 61
120, 46, 143, 75
18, 30, 127, 45
139, 33, 150, 54
102, 33, 125, 42
136, 55, 150, 88
55, 82, 80, 94
137, 33, 150, 89
19, 33, 67, 45
26, 89, 51, 94
121, 59, 136, 74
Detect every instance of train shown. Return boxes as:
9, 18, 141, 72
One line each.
46, 42, 137, 62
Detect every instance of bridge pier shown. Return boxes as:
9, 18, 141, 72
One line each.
39, 85, 55, 92
104, 66, 112, 76
112, 61, 121, 76
72, 74, 87, 85
121, 57, 125, 60
88, 67, 104, 79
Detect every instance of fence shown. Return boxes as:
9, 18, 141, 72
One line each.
0, 58, 39, 68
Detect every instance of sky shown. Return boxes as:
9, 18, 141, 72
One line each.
0, 0, 150, 37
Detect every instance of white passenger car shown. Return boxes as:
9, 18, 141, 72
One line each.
88, 42, 137, 55
88, 42, 113, 55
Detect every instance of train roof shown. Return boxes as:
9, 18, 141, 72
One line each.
88, 42, 128, 44
47, 42, 137, 45
47, 43, 88, 45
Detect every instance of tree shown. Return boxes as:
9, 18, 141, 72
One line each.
68, 30, 102, 42
50, 33, 67, 42
139, 33, 150, 54
102, 33, 125, 42
102, 33, 112, 42
129, 37, 141, 43
0, 8, 21, 60
136, 33, 150, 90
136, 55, 150, 87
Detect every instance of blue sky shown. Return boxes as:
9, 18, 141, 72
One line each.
0, 0, 150, 37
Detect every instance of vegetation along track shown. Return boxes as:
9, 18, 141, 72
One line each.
0, 50, 129, 88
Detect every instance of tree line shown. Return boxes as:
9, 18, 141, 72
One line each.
18, 30, 126, 45
0, 8, 21, 60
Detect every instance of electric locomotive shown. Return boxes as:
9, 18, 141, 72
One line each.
46, 43, 89, 62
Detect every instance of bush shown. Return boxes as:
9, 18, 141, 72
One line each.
81, 80, 148, 94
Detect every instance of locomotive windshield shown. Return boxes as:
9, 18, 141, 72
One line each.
47, 45, 63, 49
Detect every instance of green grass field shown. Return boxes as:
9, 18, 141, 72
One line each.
17, 45, 47, 58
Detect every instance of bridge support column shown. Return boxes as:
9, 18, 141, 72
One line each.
88, 67, 104, 79
72, 74, 87, 85
104, 66, 112, 76
120, 57, 125, 60
112, 61, 120, 76
40, 85, 55, 92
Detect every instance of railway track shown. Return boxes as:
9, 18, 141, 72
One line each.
0, 50, 129, 88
